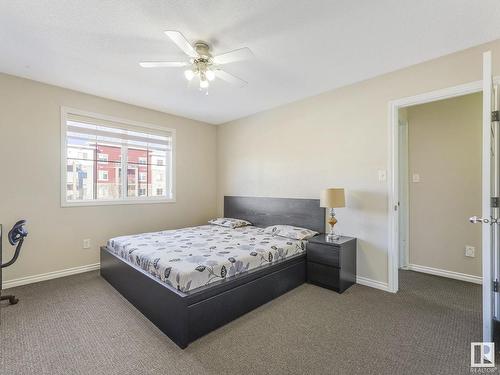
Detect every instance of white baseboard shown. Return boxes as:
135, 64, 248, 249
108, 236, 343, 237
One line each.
356, 276, 390, 292
2, 263, 100, 289
407, 263, 482, 284
3, 262, 479, 292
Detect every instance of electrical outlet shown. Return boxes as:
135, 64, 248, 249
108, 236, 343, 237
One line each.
465, 245, 475, 258
83, 239, 91, 249
412, 173, 420, 183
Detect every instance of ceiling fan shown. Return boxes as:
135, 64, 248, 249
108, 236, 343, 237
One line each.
140, 31, 253, 92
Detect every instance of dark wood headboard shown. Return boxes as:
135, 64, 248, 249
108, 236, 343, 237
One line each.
224, 196, 325, 233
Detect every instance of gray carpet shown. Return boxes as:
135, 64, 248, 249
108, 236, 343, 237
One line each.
0, 270, 484, 374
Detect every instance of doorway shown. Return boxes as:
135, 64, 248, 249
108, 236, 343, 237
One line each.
388, 53, 500, 345
388, 80, 488, 294
397, 93, 482, 282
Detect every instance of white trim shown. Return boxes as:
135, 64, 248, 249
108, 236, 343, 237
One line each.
387, 77, 500, 293
482, 52, 494, 342
398, 117, 410, 269
407, 264, 482, 284
61, 197, 175, 208
60, 106, 177, 207
2, 263, 100, 289
356, 276, 390, 292
388, 99, 400, 293
389, 80, 484, 109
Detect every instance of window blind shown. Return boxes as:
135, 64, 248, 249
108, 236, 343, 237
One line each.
66, 113, 172, 151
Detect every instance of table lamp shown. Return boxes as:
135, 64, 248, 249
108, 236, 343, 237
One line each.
320, 188, 345, 242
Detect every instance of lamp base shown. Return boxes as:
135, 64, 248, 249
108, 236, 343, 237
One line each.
326, 231, 340, 242
327, 208, 341, 242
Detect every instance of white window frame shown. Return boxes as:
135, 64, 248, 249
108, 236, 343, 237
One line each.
61, 107, 176, 207
98, 170, 109, 181
97, 153, 108, 162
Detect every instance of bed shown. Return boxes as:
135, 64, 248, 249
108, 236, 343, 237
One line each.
100, 196, 325, 348
107, 225, 307, 293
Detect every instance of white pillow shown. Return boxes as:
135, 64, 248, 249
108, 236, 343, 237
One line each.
264, 225, 318, 240
208, 217, 252, 228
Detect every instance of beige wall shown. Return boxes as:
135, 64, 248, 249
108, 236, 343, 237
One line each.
0, 73, 217, 283
2, 38, 498, 287
216, 39, 500, 285
407, 94, 482, 276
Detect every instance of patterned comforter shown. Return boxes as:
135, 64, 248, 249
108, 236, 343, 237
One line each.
107, 225, 306, 293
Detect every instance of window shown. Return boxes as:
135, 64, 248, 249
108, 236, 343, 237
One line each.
97, 153, 108, 162
98, 170, 109, 181
61, 108, 175, 206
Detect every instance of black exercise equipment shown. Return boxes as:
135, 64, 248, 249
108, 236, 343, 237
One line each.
1, 220, 28, 305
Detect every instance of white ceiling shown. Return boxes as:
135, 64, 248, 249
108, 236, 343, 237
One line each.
2, 1, 500, 124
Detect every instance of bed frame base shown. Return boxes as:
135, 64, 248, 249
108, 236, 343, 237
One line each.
100, 247, 306, 349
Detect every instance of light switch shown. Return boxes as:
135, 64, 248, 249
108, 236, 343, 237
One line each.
378, 169, 387, 182
412, 173, 420, 183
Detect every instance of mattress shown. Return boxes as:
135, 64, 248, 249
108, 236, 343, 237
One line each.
107, 225, 306, 293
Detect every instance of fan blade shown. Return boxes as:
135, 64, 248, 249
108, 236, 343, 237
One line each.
164, 30, 197, 58
215, 70, 248, 87
139, 61, 187, 68
213, 47, 253, 65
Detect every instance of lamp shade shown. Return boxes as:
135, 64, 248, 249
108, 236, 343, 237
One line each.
320, 188, 345, 208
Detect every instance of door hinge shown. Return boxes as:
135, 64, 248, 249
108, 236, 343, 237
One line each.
494, 279, 499, 293
493, 110, 500, 122
492, 197, 500, 208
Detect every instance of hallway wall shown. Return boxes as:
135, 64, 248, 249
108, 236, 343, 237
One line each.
407, 93, 482, 277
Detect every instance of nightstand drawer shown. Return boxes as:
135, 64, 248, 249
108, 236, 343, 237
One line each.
307, 242, 340, 267
307, 262, 339, 290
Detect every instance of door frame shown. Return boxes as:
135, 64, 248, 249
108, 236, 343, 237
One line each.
398, 115, 410, 269
387, 78, 499, 293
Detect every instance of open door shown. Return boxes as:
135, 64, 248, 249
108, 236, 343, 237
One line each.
470, 51, 499, 344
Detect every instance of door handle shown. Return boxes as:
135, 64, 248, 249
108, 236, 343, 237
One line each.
469, 216, 487, 223
469, 216, 498, 224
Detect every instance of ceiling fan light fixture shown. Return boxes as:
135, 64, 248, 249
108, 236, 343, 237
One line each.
184, 69, 195, 81
205, 70, 215, 81
141, 30, 252, 92
200, 79, 209, 89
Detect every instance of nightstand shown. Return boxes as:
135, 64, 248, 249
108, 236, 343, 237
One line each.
306, 235, 356, 293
